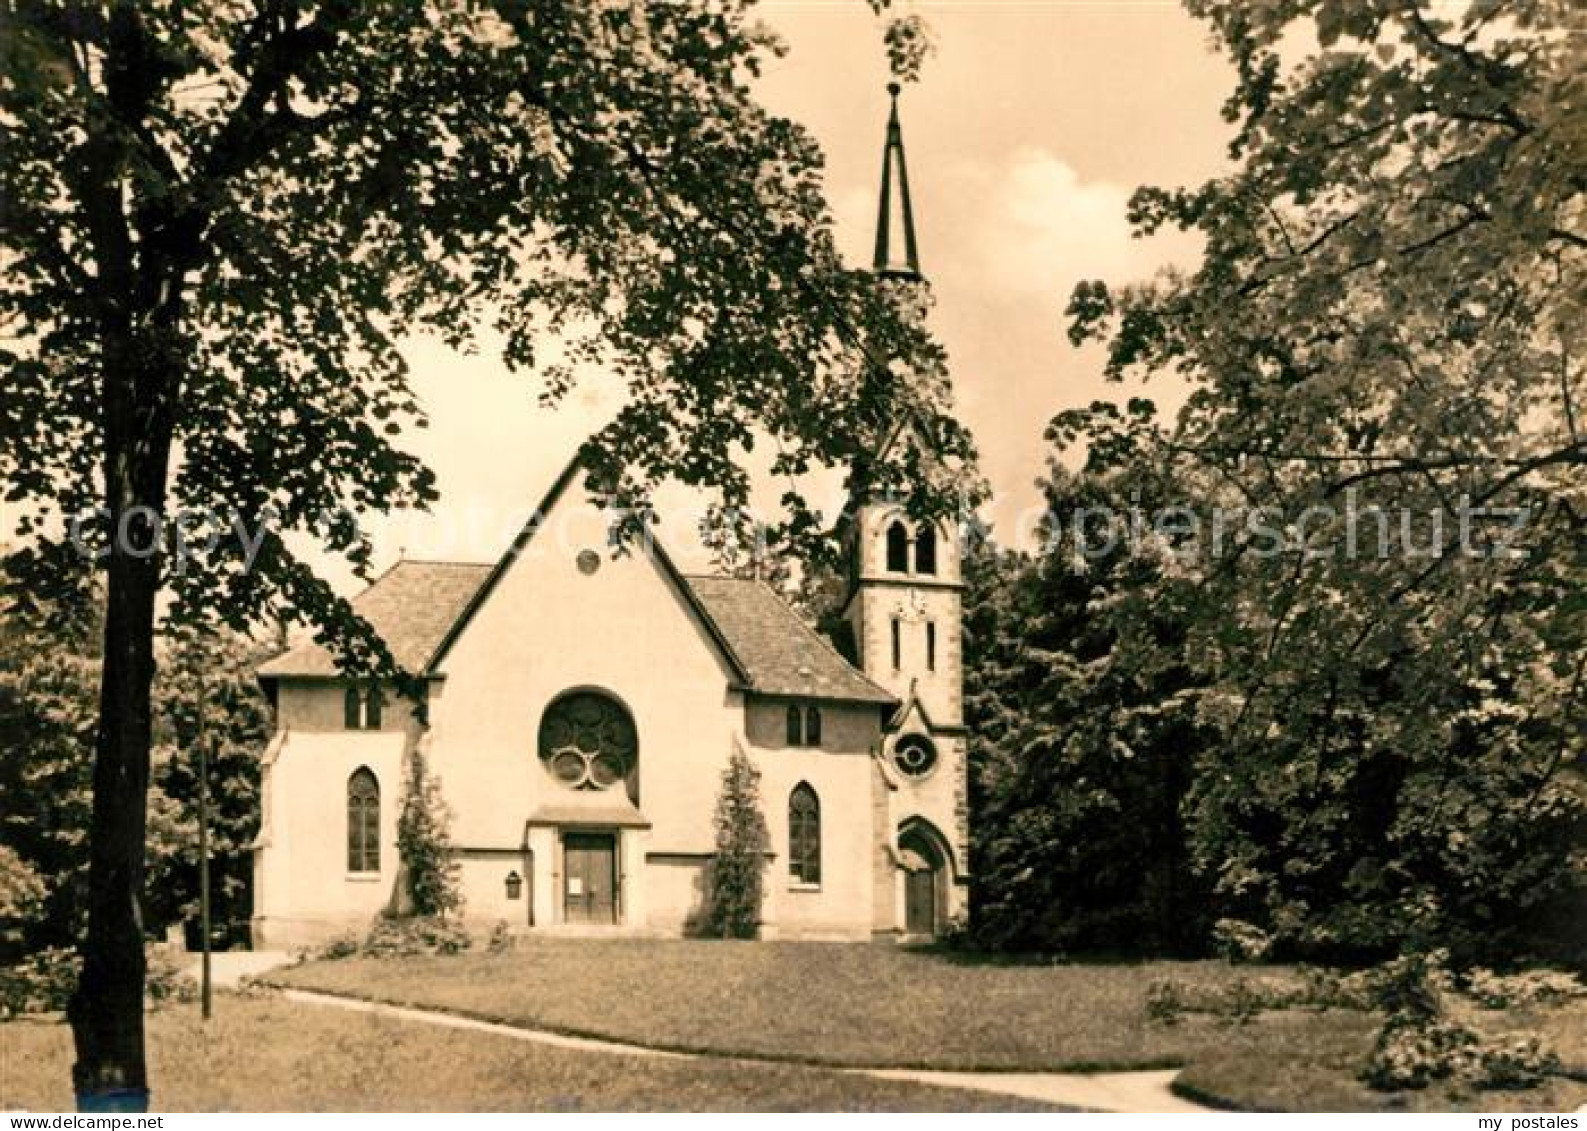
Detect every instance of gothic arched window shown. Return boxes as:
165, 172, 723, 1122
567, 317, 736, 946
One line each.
347, 768, 380, 873
805, 705, 822, 746
886, 521, 910, 573
786, 704, 803, 746
364, 687, 383, 729
789, 784, 821, 885
343, 686, 361, 730
915, 524, 938, 575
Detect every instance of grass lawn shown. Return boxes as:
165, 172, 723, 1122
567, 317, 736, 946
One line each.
0, 997, 1061, 1112
277, 940, 1296, 1071
274, 939, 1587, 1112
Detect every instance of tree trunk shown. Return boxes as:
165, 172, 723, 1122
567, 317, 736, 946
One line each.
65, 8, 189, 1100
69, 525, 161, 1111
69, 328, 177, 1110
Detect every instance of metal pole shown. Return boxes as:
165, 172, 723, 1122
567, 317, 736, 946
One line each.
197, 668, 212, 1021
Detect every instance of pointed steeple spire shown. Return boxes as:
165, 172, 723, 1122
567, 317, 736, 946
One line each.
872, 82, 921, 280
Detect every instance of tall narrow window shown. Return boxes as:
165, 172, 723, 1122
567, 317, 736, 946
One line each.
343, 686, 361, 730
788, 784, 821, 885
886, 521, 909, 573
805, 705, 822, 746
347, 768, 380, 873
364, 686, 383, 729
785, 704, 803, 746
915, 525, 938, 575
891, 618, 902, 670
926, 621, 936, 672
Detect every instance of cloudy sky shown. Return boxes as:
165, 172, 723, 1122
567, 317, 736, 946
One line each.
759, 1, 1231, 543
370, 3, 1236, 579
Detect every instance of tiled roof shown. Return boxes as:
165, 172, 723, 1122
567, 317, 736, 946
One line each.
256, 558, 895, 707
684, 575, 897, 706
256, 560, 493, 679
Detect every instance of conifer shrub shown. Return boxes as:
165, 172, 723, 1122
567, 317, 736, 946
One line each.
702, 744, 768, 939
396, 746, 462, 921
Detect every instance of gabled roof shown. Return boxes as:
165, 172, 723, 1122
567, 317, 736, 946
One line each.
422, 455, 584, 676
256, 469, 893, 705
886, 679, 966, 735
256, 560, 492, 680
684, 576, 896, 706
887, 679, 936, 732
417, 454, 752, 687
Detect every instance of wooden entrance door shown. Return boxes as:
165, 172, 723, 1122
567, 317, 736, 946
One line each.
905, 866, 936, 935
563, 833, 617, 924
900, 825, 945, 937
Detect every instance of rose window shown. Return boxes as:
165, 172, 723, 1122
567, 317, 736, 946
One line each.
893, 735, 938, 778
538, 692, 637, 792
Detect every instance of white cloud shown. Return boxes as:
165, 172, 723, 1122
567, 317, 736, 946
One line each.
832, 183, 879, 272
965, 147, 1201, 298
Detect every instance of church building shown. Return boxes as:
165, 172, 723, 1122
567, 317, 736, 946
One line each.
251, 89, 968, 947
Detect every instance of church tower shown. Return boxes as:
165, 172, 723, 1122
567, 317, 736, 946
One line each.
844, 83, 968, 937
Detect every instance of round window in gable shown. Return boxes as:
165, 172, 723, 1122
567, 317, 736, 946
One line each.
576, 549, 601, 575
893, 735, 938, 779
538, 691, 637, 792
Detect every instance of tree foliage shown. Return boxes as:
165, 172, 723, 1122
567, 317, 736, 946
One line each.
1056, 0, 1584, 962
966, 469, 1213, 955
0, 603, 100, 955
0, 844, 47, 959
0, 607, 268, 955
2, 0, 973, 642
144, 632, 269, 945
0, 0, 972, 1102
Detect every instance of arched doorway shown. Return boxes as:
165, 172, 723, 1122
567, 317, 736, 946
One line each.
898, 822, 948, 937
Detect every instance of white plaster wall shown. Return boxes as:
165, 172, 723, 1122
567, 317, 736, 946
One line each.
643, 856, 712, 934
743, 698, 885, 753
748, 700, 880, 940
525, 825, 558, 928
457, 852, 534, 928
255, 474, 929, 941
424, 480, 748, 928
252, 728, 405, 948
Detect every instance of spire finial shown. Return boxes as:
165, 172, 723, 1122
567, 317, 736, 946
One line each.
873, 82, 921, 279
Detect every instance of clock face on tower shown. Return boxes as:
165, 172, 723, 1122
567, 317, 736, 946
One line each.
895, 590, 927, 623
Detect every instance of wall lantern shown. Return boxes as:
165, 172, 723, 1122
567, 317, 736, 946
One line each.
505, 870, 522, 900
